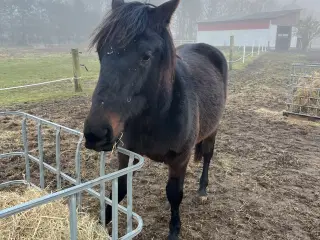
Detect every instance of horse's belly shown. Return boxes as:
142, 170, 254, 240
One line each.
197, 94, 226, 141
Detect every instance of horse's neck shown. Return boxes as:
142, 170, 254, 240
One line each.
151, 63, 191, 150
150, 59, 182, 118
126, 62, 191, 154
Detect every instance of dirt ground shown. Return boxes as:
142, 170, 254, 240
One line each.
1, 52, 320, 240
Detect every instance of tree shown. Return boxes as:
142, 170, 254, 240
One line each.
297, 15, 320, 51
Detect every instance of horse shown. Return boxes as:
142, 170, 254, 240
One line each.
83, 0, 228, 239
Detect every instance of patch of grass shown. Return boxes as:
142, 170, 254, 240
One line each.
0, 52, 100, 106
0, 48, 259, 106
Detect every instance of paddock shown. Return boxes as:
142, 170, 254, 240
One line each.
1, 51, 319, 239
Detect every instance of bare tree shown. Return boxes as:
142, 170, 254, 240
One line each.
297, 15, 320, 51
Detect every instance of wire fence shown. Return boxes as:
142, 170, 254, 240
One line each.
174, 38, 268, 70
0, 38, 268, 104
0, 77, 76, 91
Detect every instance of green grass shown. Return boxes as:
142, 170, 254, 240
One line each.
0, 48, 260, 106
0, 52, 100, 87
0, 52, 100, 106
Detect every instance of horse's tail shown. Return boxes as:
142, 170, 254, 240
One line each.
194, 141, 203, 162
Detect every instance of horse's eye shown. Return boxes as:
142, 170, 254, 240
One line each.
141, 53, 151, 62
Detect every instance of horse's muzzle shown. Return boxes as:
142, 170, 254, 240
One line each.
83, 121, 115, 152
84, 139, 115, 152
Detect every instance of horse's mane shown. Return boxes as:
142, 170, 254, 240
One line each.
89, 2, 156, 50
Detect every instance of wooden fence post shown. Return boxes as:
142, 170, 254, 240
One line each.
71, 48, 83, 92
229, 35, 234, 70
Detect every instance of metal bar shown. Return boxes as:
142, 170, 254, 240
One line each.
22, 117, 31, 183
37, 121, 45, 189
0, 180, 41, 191
100, 152, 106, 227
0, 180, 30, 189
0, 111, 82, 136
56, 127, 62, 189
69, 194, 78, 240
127, 153, 134, 234
0, 153, 144, 240
0, 152, 24, 158
285, 103, 320, 110
283, 111, 320, 121
1, 111, 145, 239
0, 148, 144, 218
75, 135, 83, 207
112, 178, 119, 240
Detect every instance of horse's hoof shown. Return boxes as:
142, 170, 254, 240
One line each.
197, 189, 209, 204
164, 200, 170, 210
199, 195, 208, 204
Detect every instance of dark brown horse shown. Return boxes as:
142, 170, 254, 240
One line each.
83, 0, 228, 239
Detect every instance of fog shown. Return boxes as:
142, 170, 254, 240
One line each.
0, 0, 319, 47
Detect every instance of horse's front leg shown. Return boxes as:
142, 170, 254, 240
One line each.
166, 152, 189, 240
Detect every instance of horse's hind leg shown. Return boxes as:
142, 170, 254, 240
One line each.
198, 131, 217, 201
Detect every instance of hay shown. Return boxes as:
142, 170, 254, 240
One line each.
0, 187, 111, 240
291, 71, 320, 116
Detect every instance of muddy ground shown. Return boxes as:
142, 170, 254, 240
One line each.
1, 52, 320, 240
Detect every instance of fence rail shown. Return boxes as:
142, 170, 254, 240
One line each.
0, 77, 75, 91
174, 37, 268, 70
0, 111, 145, 240
0, 38, 267, 95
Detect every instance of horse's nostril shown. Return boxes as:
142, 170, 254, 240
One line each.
84, 132, 104, 143
84, 125, 112, 144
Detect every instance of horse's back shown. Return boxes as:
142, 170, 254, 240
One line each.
176, 42, 228, 141
176, 42, 228, 85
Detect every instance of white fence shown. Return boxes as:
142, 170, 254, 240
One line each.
173, 38, 268, 69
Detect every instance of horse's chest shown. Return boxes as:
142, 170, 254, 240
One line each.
131, 133, 164, 155
127, 124, 171, 159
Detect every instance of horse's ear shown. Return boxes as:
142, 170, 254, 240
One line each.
112, 0, 125, 9
152, 0, 180, 26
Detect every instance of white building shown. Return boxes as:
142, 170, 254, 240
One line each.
197, 9, 302, 51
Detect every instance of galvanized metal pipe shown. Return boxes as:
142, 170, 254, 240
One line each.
69, 194, 78, 240
55, 127, 62, 189
100, 151, 106, 227
37, 121, 45, 189
22, 117, 31, 183
75, 135, 83, 207
112, 178, 119, 240
0, 112, 145, 239
126, 153, 134, 234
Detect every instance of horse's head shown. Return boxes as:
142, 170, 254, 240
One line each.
84, 0, 180, 152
